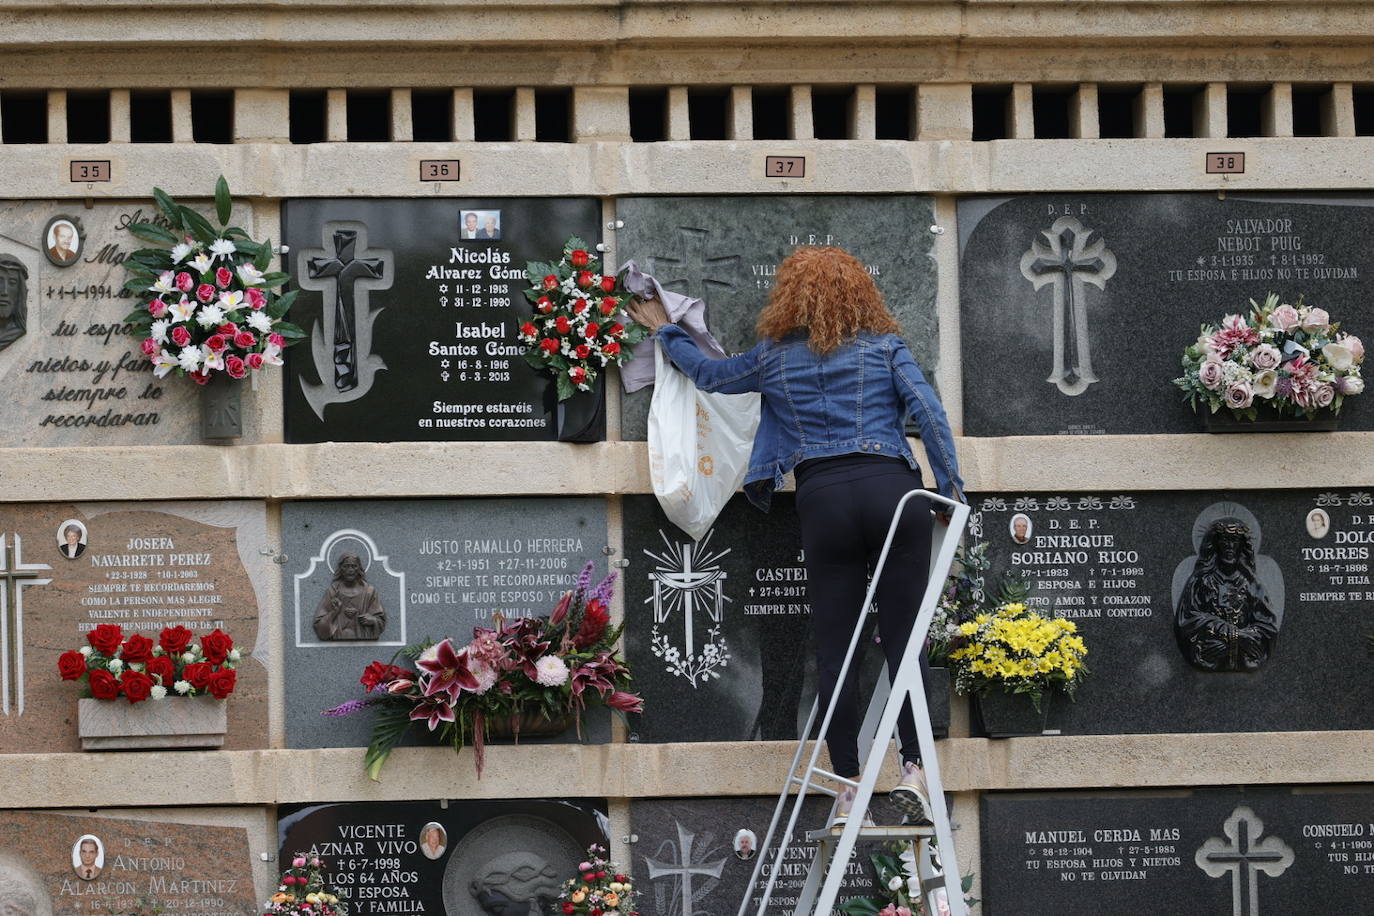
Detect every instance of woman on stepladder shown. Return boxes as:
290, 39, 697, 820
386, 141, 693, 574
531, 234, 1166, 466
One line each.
629, 246, 964, 827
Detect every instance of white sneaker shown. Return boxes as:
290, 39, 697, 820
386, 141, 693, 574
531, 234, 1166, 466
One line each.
889, 762, 933, 825
829, 787, 875, 829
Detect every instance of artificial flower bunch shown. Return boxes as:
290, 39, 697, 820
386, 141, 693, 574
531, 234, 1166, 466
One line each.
838, 843, 978, 916
120, 176, 303, 385
555, 845, 640, 916
519, 237, 649, 399
927, 542, 991, 667
947, 602, 1087, 711
325, 561, 643, 780
57, 625, 239, 703
1175, 292, 1364, 419
263, 852, 347, 916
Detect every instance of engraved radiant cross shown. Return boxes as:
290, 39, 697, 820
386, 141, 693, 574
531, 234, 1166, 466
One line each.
1019, 216, 1117, 396
652, 227, 742, 302
1196, 806, 1294, 916
649, 542, 726, 658
0, 534, 52, 716
645, 822, 727, 916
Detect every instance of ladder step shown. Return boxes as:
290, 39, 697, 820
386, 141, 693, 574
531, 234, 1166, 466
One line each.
805, 824, 937, 843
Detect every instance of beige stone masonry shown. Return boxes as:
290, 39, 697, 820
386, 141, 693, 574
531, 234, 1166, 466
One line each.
1137, 82, 1165, 139
573, 85, 631, 141
1009, 84, 1034, 139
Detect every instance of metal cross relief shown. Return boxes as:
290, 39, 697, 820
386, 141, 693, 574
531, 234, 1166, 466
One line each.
1019, 216, 1117, 396
649, 540, 727, 658
1196, 806, 1294, 916
0, 534, 52, 716
645, 821, 727, 916
298, 225, 394, 421
651, 227, 742, 303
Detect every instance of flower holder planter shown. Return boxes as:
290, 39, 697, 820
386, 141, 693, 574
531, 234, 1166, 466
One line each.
927, 666, 951, 740
201, 373, 243, 440
485, 710, 574, 741
555, 376, 606, 442
1201, 405, 1339, 433
78, 696, 227, 750
973, 691, 1050, 738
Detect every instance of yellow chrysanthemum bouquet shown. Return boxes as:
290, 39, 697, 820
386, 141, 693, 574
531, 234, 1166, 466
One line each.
947, 602, 1088, 711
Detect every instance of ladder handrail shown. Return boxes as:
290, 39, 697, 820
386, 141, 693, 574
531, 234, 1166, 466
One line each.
741, 490, 969, 916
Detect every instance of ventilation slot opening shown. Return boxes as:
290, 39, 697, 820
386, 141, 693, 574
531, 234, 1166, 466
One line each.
1162, 85, 1202, 138
874, 86, 914, 140
629, 87, 668, 142
1, 91, 48, 144
1291, 85, 1328, 137
130, 90, 172, 143
190, 90, 234, 143
1032, 86, 1074, 139
752, 87, 790, 140
1227, 86, 1266, 138
534, 88, 572, 142
289, 90, 327, 144
1097, 85, 1140, 139
346, 90, 390, 141
67, 90, 111, 143
473, 89, 515, 141
687, 87, 729, 140
971, 85, 1012, 141
411, 90, 453, 142
812, 86, 854, 139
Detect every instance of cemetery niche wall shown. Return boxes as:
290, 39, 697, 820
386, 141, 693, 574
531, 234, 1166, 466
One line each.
958, 193, 1374, 436
280, 497, 609, 749
281, 197, 601, 443
614, 194, 940, 439
279, 799, 607, 916
0, 199, 260, 446
969, 489, 1374, 735
0, 500, 270, 753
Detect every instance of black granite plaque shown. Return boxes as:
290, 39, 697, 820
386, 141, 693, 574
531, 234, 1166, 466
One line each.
982, 785, 1374, 916
623, 494, 886, 743
958, 194, 1374, 436
970, 489, 1374, 734
615, 195, 940, 439
632, 795, 902, 915
282, 198, 601, 442
279, 799, 607, 916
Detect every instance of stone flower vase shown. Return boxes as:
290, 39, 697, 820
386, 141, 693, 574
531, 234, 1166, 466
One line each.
974, 690, 1050, 738
78, 696, 227, 750
485, 710, 573, 741
555, 376, 606, 442
927, 666, 951, 740
201, 372, 244, 440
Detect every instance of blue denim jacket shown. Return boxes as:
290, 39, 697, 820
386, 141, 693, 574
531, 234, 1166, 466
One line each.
656, 324, 964, 511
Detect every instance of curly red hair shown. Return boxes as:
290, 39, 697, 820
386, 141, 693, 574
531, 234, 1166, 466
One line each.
755, 246, 900, 354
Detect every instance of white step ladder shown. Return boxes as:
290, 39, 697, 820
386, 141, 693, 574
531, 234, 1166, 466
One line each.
739, 490, 969, 916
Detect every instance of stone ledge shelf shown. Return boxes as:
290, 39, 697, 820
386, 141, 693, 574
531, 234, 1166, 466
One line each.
2, 732, 1371, 809
4, 433, 1374, 503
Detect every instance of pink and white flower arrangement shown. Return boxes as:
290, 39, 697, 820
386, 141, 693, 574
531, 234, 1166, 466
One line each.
520, 237, 649, 399
263, 852, 347, 915
1175, 293, 1364, 420
121, 176, 303, 385
324, 561, 643, 780
554, 845, 641, 915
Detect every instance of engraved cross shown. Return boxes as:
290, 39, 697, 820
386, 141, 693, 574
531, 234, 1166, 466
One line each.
1019, 216, 1117, 396
307, 229, 388, 393
0, 534, 52, 716
645, 822, 727, 916
652, 227, 742, 302
649, 542, 726, 658
1196, 806, 1294, 916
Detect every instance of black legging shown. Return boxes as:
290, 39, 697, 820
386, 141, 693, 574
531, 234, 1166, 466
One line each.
795, 454, 933, 778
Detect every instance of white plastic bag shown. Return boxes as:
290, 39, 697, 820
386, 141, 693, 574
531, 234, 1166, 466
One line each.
647, 342, 761, 540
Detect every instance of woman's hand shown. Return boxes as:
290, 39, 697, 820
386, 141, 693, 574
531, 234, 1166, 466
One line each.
626, 296, 670, 333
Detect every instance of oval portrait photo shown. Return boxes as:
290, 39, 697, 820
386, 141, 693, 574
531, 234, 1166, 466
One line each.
43, 215, 82, 268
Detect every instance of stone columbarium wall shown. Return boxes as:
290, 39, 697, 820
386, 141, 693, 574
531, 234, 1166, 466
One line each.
3, 2, 1374, 914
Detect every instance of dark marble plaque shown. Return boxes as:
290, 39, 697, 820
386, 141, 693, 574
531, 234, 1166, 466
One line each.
0, 809, 258, 915
970, 489, 1374, 734
622, 494, 884, 743
958, 194, 1374, 436
615, 195, 939, 439
982, 785, 1374, 916
278, 799, 607, 916
0, 501, 270, 753
632, 795, 901, 915
280, 498, 608, 748
282, 198, 601, 442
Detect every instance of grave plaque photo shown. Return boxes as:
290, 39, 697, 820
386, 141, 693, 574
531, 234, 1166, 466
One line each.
632, 795, 903, 915
622, 494, 882, 743
0, 809, 260, 916
280, 497, 608, 748
614, 195, 939, 439
958, 193, 1374, 436
970, 489, 1374, 735
0, 200, 258, 446
282, 198, 601, 442
982, 784, 1374, 916
0, 501, 270, 753
279, 798, 607, 916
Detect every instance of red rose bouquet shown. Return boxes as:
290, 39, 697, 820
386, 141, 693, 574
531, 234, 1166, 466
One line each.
555, 845, 640, 916
121, 176, 303, 385
324, 560, 643, 780
58, 625, 240, 703
519, 238, 649, 400
263, 852, 348, 916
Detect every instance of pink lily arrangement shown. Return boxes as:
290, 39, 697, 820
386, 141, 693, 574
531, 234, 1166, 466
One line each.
324, 561, 643, 780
